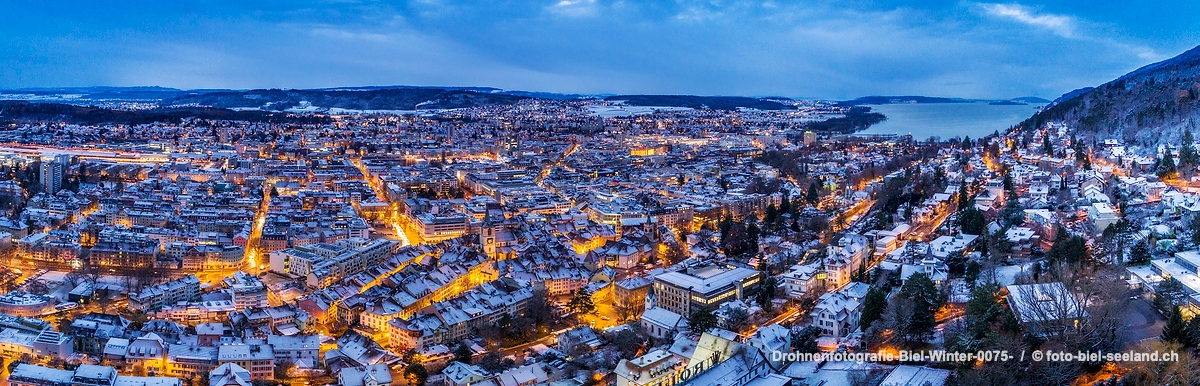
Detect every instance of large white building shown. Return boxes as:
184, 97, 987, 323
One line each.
811, 282, 870, 338
39, 161, 63, 195
269, 237, 396, 287
651, 262, 760, 317
1128, 250, 1200, 316
129, 275, 201, 313
1088, 202, 1119, 235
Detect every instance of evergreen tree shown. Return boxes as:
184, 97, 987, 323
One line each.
897, 273, 941, 344
961, 136, 972, 151
1043, 133, 1054, 156
806, 182, 820, 206
453, 343, 473, 364
1154, 277, 1187, 312
747, 220, 760, 255
964, 260, 982, 286
859, 287, 887, 330
955, 208, 984, 234
1002, 173, 1016, 200
756, 276, 777, 312
956, 182, 971, 211
1046, 234, 1089, 265
1191, 214, 1200, 247
687, 307, 719, 335
1158, 152, 1178, 178
404, 364, 430, 386
1181, 127, 1198, 168
1161, 306, 1191, 346
791, 326, 821, 353
1129, 240, 1152, 265
568, 288, 596, 315
719, 214, 733, 243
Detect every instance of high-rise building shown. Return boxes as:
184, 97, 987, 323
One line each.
40, 161, 63, 194
803, 131, 817, 146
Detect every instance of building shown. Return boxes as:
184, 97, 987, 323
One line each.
640, 307, 684, 340
129, 275, 201, 313
1088, 202, 1119, 235
268, 238, 396, 287
223, 272, 269, 310
209, 362, 252, 386
69, 313, 130, 356
338, 364, 393, 386
442, 361, 491, 386
614, 276, 652, 321
825, 234, 870, 289
39, 161, 63, 195
811, 284, 867, 339
614, 349, 686, 386
1005, 282, 1087, 335
90, 232, 160, 269
803, 131, 817, 146
781, 262, 823, 299
267, 334, 321, 365
217, 343, 275, 382
0, 292, 56, 317
652, 262, 761, 316
9, 363, 182, 386
166, 344, 219, 381
0, 328, 73, 361
1127, 251, 1200, 316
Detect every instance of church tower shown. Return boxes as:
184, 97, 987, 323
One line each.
481, 210, 498, 259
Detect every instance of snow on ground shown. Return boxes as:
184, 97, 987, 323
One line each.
993, 263, 1034, 286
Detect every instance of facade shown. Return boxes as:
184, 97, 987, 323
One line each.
217, 344, 275, 382
223, 272, 270, 310
651, 263, 760, 317
811, 287, 865, 338
268, 238, 396, 287
39, 161, 63, 195
9, 364, 182, 386
129, 275, 201, 313
1088, 202, 1119, 235
266, 334, 321, 365
614, 276, 652, 321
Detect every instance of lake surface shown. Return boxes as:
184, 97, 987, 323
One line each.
856, 102, 1044, 140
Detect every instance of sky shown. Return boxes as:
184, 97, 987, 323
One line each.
1, 1, 1197, 99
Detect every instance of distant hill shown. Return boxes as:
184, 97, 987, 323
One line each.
0, 86, 203, 101
0, 85, 605, 108
603, 95, 792, 110
838, 96, 974, 106
1020, 44, 1200, 144
166, 88, 532, 111
1012, 96, 1051, 104
0, 100, 327, 125
840, 95, 1048, 106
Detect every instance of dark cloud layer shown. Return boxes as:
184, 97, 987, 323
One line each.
1, 1, 1196, 99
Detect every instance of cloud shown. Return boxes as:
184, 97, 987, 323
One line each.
0, 0, 1182, 99
979, 3, 1075, 38
548, 0, 599, 18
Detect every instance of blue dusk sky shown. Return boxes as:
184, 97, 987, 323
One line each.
1, 1, 1196, 99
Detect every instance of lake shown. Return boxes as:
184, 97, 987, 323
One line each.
855, 102, 1045, 140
